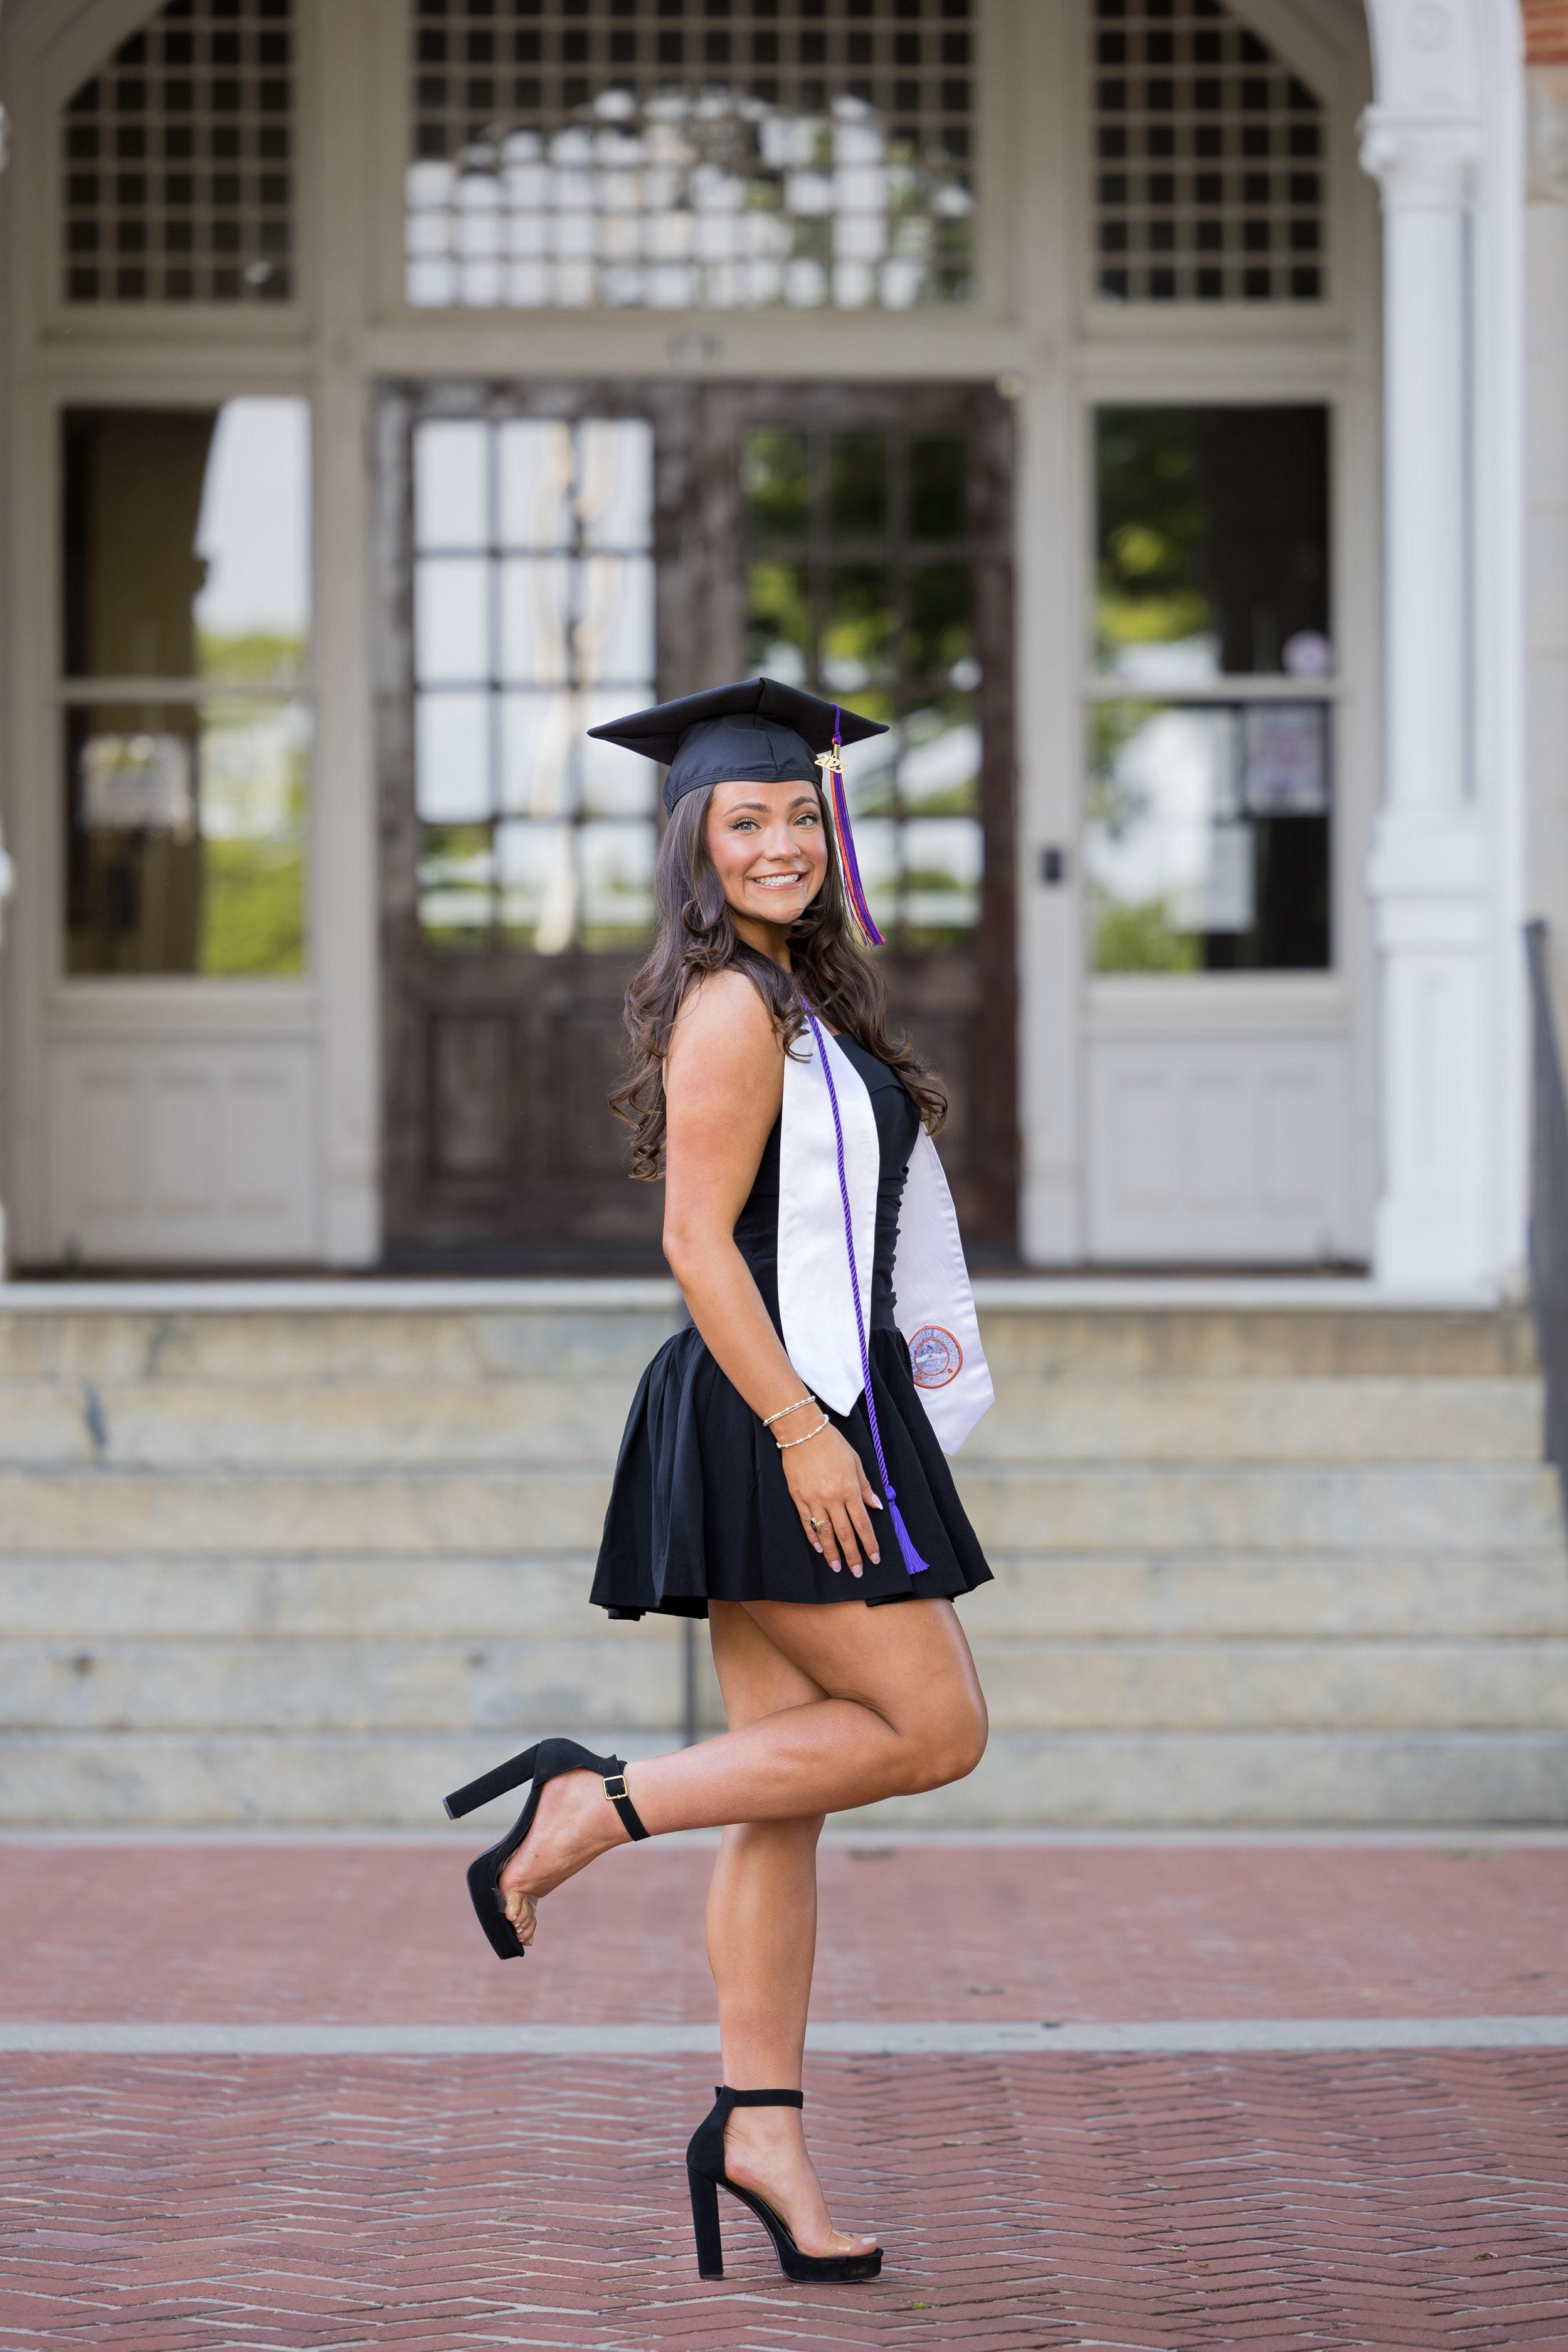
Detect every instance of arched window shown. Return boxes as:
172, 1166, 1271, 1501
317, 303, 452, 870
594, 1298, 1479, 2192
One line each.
61, 0, 295, 305
405, 0, 977, 312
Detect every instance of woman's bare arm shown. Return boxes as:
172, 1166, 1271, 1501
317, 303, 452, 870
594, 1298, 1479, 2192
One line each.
662, 972, 882, 1573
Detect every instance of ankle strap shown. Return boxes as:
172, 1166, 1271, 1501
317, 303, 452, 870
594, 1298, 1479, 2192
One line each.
714, 2085, 804, 2109
602, 1761, 650, 1843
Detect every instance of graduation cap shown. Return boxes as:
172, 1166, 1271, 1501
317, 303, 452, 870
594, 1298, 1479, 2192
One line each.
588, 677, 890, 946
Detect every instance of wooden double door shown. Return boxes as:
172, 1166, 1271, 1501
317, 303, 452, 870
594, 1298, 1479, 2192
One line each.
377, 378, 1016, 1269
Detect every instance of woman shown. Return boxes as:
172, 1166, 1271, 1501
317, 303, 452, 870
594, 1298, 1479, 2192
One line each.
445, 679, 994, 2286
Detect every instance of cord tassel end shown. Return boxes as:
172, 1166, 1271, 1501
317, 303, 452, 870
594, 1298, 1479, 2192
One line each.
886, 1486, 931, 1577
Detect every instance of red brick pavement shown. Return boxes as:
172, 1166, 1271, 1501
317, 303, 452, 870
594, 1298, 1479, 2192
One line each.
3, 2050, 1568, 2351
3, 1840, 1567, 2026
6, 1841, 1568, 2350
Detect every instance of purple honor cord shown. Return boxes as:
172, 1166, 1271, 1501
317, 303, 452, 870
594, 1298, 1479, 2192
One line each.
799, 1004, 930, 1579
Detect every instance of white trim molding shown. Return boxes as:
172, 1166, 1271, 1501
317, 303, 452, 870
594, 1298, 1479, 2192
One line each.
1357, 0, 1527, 1294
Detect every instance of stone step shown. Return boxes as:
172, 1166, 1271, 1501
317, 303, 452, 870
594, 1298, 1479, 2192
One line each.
0, 1555, 619, 1639
0, 1374, 1542, 1466
980, 1553, 1568, 1638
0, 1380, 647, 1466
0, 1460, 1556, 1554
5, 1633, 1565, 1736
1, 1724, 1564, 1828
0, 1636, 688, 1735
969, 1637, 1568, 1732
0, 1301, 682, 1386
976, 1305, 1539, 1379
0, 1466, 608, 1553
967, 1463, 1564, 1554
967, 1379, 1543, 1463
0, 1298, 1535, 1389
3, 1550, 1565, 1641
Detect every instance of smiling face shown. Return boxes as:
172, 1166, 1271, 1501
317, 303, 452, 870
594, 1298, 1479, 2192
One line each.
704, 775, 830, 960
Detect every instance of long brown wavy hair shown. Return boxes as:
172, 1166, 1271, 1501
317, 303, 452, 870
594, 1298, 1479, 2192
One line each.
609, 780, 948, 1180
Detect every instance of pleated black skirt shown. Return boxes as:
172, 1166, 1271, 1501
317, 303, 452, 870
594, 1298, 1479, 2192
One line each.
590, 1321, 994, 1619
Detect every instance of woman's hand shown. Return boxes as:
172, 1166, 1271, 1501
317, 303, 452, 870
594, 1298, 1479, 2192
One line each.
781, 1421, 884, 1575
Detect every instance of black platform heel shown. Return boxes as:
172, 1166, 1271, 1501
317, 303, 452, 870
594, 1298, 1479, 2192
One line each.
686, 2085, 882, 2282
443, 1736, 649, 1959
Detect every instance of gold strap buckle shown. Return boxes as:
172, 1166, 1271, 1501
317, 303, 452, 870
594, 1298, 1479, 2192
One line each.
603, 1773, 629, 1802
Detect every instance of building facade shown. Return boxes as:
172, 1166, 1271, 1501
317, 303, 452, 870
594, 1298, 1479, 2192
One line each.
0, 0, 1555, 1288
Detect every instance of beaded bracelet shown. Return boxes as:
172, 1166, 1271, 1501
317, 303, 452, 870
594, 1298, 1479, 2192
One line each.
776, 1414, 831, 1451
762, 1394, 817, 1430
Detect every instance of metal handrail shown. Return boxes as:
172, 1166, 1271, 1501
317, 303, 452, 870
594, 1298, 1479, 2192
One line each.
1525, 919, 1568, 1518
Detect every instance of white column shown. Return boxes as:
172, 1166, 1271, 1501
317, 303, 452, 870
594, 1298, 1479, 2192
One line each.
1359, 112, 1491, 1291
1526, 74, 1568, 977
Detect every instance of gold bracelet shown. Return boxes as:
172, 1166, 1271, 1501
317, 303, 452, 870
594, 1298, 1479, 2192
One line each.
762, 1394, 816, 1430
777, 1414, 831, 1451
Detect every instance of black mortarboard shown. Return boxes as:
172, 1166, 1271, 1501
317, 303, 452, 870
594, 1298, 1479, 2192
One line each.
586, 677, 889, 813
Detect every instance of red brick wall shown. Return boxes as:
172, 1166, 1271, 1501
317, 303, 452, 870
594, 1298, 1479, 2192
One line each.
1525, 0, 1568, 66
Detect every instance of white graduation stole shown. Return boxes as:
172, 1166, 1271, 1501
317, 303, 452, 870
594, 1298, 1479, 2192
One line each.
776, 1024, 993, 1456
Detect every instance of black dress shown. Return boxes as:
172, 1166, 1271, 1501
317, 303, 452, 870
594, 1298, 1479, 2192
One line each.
590, 1034, 994, 1619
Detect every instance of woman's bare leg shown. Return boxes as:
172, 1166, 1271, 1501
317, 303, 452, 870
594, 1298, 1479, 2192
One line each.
499, 1594, 986, 1924
700, 1602, 876, 2259
704, 1604, 825, 2087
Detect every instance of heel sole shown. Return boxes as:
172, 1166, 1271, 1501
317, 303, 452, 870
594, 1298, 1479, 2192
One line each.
776, 2250, 882, 2284
465, 1850, 526, 1960
712, 2174, 882, 2284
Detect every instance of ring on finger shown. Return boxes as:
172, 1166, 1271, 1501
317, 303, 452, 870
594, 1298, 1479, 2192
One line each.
809, 1515, 822, 1532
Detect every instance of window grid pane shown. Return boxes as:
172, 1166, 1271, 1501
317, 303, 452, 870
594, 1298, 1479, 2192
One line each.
1088, 403, 1333, 971
61, 0, 294, 306
66, 696, 309, 975
1085, 696, 1330, 970
413, 416, 658, 953
743, 423, 983, 952
61, 402, 312, 977
1093, 0, 1326, 305
406, 0, 975, 313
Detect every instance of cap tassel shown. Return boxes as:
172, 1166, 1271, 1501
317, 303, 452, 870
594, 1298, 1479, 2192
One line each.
817, 709, 886, 951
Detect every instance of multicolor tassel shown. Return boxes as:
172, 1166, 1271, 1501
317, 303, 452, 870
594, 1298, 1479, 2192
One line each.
816, 708, 886, 950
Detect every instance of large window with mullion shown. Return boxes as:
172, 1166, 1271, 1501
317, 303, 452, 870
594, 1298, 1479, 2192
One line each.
61, 400, 310, 978
410, 414, 659, 953
743, 422, 982, 951
1086, 404, 1333, 974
